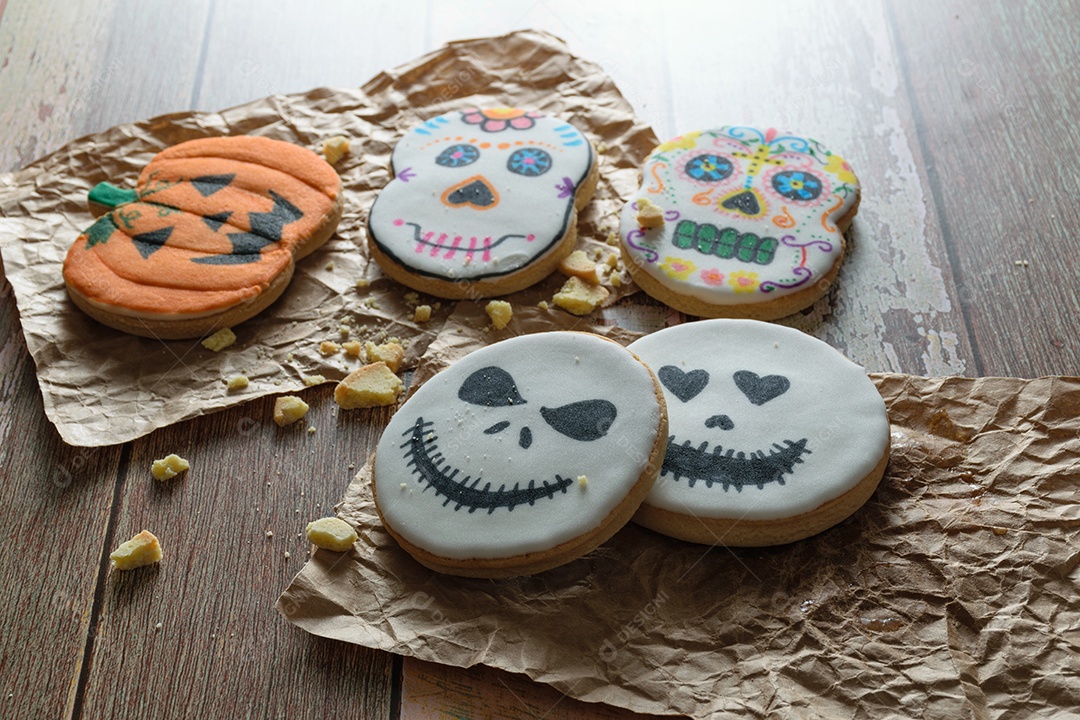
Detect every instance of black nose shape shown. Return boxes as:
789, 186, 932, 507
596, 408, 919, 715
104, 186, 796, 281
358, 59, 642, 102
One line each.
446, 177, 497, 208
705, 414, 734, 431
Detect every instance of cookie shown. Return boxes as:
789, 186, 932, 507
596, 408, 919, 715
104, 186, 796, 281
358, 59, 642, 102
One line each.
372, 332, 667, 578
63, 136, 342, 339
620, 127, 859, 320
366, 108, 598, 299
627, 319, 889, 546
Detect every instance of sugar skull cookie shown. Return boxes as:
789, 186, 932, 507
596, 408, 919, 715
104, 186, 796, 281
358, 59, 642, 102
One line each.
367, 108, 598, 299
620, 127, 859, 319
372, 332, 666, 577
63, 136, 342, 339
628, 320, 889, 546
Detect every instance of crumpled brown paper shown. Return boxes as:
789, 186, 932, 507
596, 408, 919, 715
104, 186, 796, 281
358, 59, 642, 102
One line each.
0, 30, 655, 446
279, 310, 1080, 719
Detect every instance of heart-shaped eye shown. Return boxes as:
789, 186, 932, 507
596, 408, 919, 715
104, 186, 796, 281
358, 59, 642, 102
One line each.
657, 366, 709, 403
458, 366, 526, 407
540, 400, 617, 441
733, 370, 790, 405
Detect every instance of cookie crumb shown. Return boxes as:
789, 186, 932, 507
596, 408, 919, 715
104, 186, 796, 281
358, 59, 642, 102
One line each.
635, 197, 665, 228
324, 261, 335, 272
606, 230, 620, 246
364, 341, 405, 372
307, 426, 316, 434
202, 327, 236, 352
596, 142, 609, 154
266, 530, 274, 538
339, 325, 351, 338
284, 551, 291, 558
558, 250, 602, 284
355, 278, 371, 291
1013, 259, 1029, 267
302, 374, 327, 387
110, 530, 162, 570
538, 300, 549, 310
306, 517, 358, 552
342, 340, 364, 358
322, 135, 351, 165
578, 475, 588, 487
334, 362, 404, 409
485, 300, 513, 330
413, 304, 432, 323
554, 276, 610, 316
993, 527, 1008, 536
319, 341, 341, 356
273, 396, 309, 426
609, 272, 623, 288
151, 454, 189, 481
225, 374, 249, 391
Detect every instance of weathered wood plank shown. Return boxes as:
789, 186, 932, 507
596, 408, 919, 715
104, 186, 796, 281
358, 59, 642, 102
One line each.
0, 261, 123, 719
888, 0, 1080, 376
77, 386, 396, 719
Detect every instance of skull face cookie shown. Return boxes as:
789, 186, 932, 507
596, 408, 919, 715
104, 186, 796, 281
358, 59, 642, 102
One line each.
372, 332, 666, 577
367, 108, 598, 299
620, 127, 859, 320
628, 320, 889, 546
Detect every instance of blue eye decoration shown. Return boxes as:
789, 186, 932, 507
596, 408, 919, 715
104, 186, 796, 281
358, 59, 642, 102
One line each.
685, 154, 734, 182
436, 144, 480, 168
772, 171, 823, 201
507, 148, 552, 177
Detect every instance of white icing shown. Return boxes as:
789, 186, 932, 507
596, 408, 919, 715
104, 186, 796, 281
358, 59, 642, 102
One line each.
368, 108, 593, 282
620, 127, 859, 306
373, 332, 662, 561
627, 320, 888, 522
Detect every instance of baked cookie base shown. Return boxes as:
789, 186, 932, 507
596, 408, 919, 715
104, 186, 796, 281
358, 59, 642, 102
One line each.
633, 436, 889, 547
65, 191, 343, 340
366, 153, 600, 300
623, 193, 860, 320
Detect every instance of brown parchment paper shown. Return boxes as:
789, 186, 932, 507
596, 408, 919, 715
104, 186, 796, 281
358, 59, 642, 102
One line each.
278, 309, 1080, 719
0, 30, 655, 446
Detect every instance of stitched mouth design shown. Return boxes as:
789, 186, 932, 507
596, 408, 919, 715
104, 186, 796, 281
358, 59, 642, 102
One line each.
401, 221, 533, 263
400, 417, 574, 513
661, 435, 810, 491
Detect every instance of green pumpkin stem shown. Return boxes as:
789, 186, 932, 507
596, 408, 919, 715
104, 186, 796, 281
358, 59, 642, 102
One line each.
88, 182, 139, 209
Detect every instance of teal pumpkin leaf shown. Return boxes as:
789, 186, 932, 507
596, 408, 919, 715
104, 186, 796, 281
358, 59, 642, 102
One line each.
84, 214, 119, 249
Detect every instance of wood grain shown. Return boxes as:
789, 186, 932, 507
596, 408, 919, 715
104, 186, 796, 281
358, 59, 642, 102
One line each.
888, 0, 1080, 376
0, 262, 122, 719
76, 387, 396, 719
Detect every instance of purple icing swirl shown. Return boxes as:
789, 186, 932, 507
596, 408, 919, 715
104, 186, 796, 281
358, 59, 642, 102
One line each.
760, 266, 813, 293
624, 228, 658, 263
780, 234, 833, 252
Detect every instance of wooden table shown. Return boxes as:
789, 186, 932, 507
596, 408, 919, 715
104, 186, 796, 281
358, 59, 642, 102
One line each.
1, 1, 1076, 718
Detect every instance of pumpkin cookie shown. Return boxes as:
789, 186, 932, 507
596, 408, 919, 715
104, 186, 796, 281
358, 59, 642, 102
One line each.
366, 108, 598, 299
63, 136, 342, 339
371, 332, 667, 578
627, 320, 889, 546
620, 127, 859, 320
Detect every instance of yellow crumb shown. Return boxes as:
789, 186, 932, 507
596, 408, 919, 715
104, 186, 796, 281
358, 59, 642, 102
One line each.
307, 426, 316, 435
413, 304, 432, 323
355, 278, 370, 291
339, 325, 351, 338
319, 341, 341, 356
558, 250, 602, 284
322, 135, 351, 166
225, 375, 249, 391
403, 291, 420, 306
578, 475, 588, 487
334, 362, 404, 409
306, 517, 358, 552
273, 396, 309, 427
341, 341, 364, 358
110, 530, 162, 570
610, 272, 623, 288
537, 300, 549, 310
485, 300, 513, 330
324, 261, 335, 272
364, 341, 404, 372
302, 374, 327, 387
553, 276, 610, 316
596, 142, 609, 154
606, 231, 620, 246
151, 454, 189, 481
635, 197, 665, 228
604, 253, 619, 268
201, 328, 236, 352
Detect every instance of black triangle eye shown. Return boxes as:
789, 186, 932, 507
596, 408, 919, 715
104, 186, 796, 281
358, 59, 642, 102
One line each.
458, 366, 527, 407
540, 400, 617, 441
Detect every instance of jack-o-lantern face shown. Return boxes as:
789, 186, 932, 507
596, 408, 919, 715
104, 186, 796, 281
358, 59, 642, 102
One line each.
367, 108, 594, 285
628, 320, 889, 523
621, 126, 859, 306
372, 332, 664, 567
62, 136, 341, 336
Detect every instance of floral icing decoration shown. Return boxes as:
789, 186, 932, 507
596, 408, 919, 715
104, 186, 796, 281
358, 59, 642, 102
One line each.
461, 108, 544, 133
661, 256, 697, 281
728, 270, 760, 293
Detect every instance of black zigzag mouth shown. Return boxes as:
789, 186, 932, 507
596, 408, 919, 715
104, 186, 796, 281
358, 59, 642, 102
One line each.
399, 417, 574, 514
660, 435, 810, 491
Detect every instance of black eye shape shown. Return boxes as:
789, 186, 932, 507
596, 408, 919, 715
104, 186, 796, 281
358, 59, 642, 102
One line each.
458, 366, 526, 407
540, 400, 617, 441
685, 154, 734, 182
436, 144, 480, 168
507, 148, 552, 176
